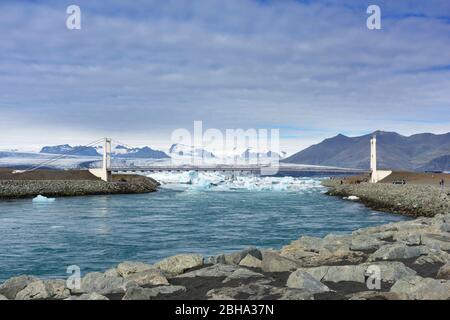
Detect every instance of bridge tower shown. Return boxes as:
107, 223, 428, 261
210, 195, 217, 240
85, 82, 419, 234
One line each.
89, 137, 112, 182
370, 135, 377, 183
370, 134, 392, 183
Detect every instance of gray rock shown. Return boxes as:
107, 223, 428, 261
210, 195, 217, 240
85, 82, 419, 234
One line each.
369, 244, 425, 261
154, 254, 203, 276
176, 264, 237, 278
350, 235, 387, 251
222, 268, 264, 283
364, 261, 417, 283
16, 280, 70, 300
414, 248, 450, 265
117, 261, 153, 277
0, 275, 38, 299
286, 270, 330, 294
0, 294, 8, 300
75, 272, 127, 295
322, 234, 352, 252
125, 269, 169, 286
298, 261, 416, 284
436, 262, 450, 280
207, 254, 226, 265
239, 254, 262, 269
207, 280, 313, 300
421, 234, 450, 251
274, 287, 314, 300
390, 276, 450, 300
224, 247, 262, 265
261, 251, 300, 272
295, 236, 324, 253
104, 268, 120, 278
65, 293, 109, 300
349, 291, 409, 300
122, 285, 186, 300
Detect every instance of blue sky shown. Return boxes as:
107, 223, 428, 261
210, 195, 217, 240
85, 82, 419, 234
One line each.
0, 0, 449, 153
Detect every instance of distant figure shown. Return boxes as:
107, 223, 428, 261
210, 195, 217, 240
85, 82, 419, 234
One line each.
340, 180, 343, 185
440, 179, 445, 189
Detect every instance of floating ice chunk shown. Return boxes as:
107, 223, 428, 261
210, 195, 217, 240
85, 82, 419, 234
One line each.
32, 195, 55, 203
147, 171, 325, 193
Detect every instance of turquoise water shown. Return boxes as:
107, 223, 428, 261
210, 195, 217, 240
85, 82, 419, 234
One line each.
0, 175, 406, 282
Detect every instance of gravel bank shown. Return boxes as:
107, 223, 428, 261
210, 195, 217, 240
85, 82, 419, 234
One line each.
0, 176, 159, 199
322, 180, 450, 218
1, 213, 449, 300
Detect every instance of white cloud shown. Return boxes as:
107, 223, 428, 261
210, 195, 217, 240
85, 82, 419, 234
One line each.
0, 0, 449, 154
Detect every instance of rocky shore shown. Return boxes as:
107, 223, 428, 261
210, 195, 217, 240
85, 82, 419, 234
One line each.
322, 179, 450, 217
0, 175, 159, 199
1, 212, 449, 300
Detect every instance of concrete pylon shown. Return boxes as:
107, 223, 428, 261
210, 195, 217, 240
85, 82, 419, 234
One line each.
89, 138, 112, 182
370, 134, 392, 183
370, 135, 377, 183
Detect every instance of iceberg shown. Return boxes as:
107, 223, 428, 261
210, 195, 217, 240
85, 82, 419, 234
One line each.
147, 171, 325, 193
32, 195, 56, 203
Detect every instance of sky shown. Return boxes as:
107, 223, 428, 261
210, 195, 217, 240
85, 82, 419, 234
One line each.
0, 0, 449, 154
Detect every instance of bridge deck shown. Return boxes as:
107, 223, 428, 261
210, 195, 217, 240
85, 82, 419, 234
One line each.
110, 165, 366, 174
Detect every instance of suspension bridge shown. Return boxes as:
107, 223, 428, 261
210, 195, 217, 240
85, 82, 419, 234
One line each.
17, 137, 366, 182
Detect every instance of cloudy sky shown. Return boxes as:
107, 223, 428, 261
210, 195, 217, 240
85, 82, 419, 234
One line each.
0, 0, 449, 154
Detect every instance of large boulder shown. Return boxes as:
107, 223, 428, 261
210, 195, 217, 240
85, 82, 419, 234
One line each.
436, 262, 450, 280
176, 264, 237, 278
421, 234, 450, 251
15, 280, 70, 300
222, 268, 264, 283
207, 279, 313, 300
122, 285, 186, 300
0, 294, 8, 300
350, 235, 387, 251
154, 254, 203, 276
74, 272, 129, 295
261, 251, 301, 272
349, 291, 409, 300
117, 261, 153, 277
286, 270, 330, 294
414, 248, 450, 265
239, 254, 262, 269
65, 293, 109, 300
369, 244, 426, 261
224, 247, 262, 265
0, 275, 38, 299
390, 276, 450, 300
125, 269, 169, 286
298, 261, 416, 284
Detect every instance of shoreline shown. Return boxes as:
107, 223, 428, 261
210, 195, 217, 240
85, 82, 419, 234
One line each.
0, 174, 449, 300
1, 207, 449, 300
322, 179, 450, 218
1, 214, 448, 300
0, 169, 159, 199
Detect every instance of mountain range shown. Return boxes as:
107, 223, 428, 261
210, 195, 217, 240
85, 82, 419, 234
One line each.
40, 144, 169, 159
283, 131, 450, 171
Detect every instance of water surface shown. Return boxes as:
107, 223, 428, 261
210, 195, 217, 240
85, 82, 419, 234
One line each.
0, 174, 406, 282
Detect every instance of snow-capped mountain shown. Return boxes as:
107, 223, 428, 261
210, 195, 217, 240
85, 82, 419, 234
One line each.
241, 148, 286, 160
40, 144, 169, 159
105, 145, 169, 159
169, 144, 215, 158
40, 144, 100, 157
